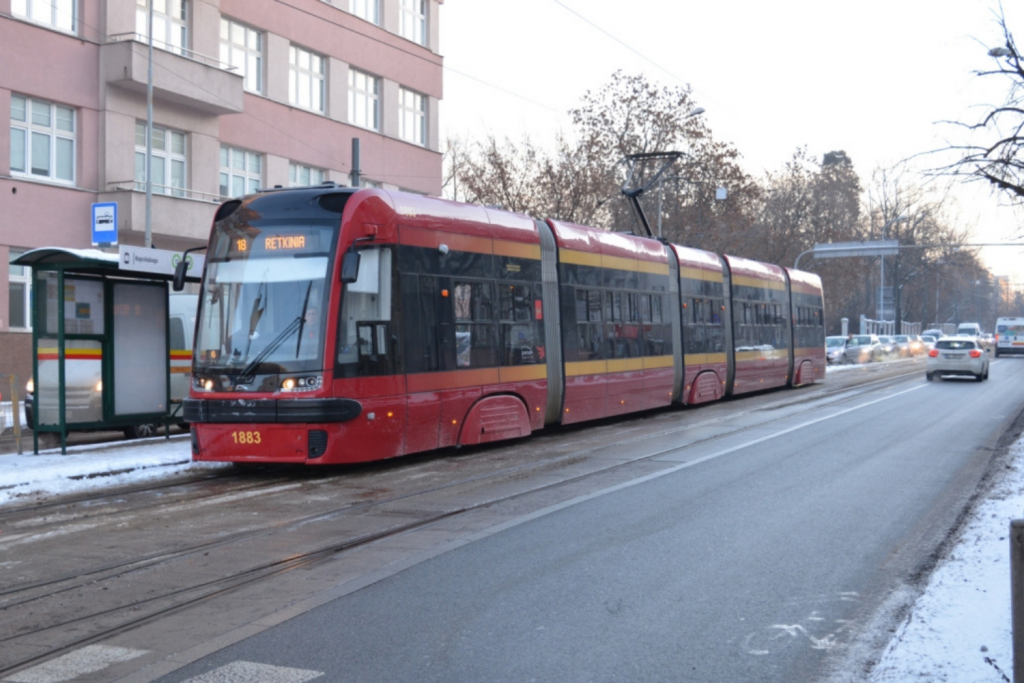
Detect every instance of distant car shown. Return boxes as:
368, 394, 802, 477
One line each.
922, 329, 946, 341
927, 337, 990, 382
826, 336, 848, 364
892, 335, 913, 358
845, 334, 882, 363
978, 333, 995, 353
877, 335, 897, 358
907, 334, 926, 356
957, 322, 982, 338
920, 335, 937, 352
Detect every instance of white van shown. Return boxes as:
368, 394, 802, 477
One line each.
957, 322, 982, 338
169, 293, 198, 412
995, 317, 1024, 357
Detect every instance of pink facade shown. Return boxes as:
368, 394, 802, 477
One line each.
0, 0, 444, 384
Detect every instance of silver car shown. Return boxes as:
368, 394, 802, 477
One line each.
826, 336, 847, 364
845, 334, 882, 363
926, 337, 990, 382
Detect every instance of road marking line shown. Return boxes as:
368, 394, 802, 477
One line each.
179, 661, 323, 682
4, 645, 148, 683
469, 384, 929, 535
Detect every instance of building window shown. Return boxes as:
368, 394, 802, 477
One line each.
289, 45, 325, 113
134, 122, 186, 196
220, 146, 262, 198
399, 87, 426, 147
399, 0, 426, 46
136, 0, 187, 55
10, 95, 75, 184
219, 18, 262, 94
289, 163, 325, 187
348, 69, 379, 131
8, 250, 32, 330
351, 0, 379, 24
12, 0, 75, 32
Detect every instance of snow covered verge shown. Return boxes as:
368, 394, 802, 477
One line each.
868, 438, 1021, 682
0, 436, 228, 506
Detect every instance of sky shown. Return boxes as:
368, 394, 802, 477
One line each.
438, 0, 1024, 286
0, 377, 1015, 680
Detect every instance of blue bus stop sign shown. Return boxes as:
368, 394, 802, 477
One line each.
92, 202, 118, 246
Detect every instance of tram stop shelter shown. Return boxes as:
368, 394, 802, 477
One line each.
12, 247, 203, 454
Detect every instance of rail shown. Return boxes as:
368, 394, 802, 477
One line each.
859, 315, 921, 336
106, 180, 225, 203
106, 32, 235, 71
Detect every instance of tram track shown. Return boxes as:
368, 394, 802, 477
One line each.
0, 364, 925, 677
0, 364, 922, 609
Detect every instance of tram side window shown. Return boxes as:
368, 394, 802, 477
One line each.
337, 247, 394, 376
400, 274, 440, 373
499, 283, 542, 365
454, 280, 498, 368
643, 293, 669, 356
685, 298, 706, 355
794, 305, 825, 348
706, 299, 725, 353
575, 288, 604, 361
601, 290, 641, 359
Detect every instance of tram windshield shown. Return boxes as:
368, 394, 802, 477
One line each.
195, 221, 337, 376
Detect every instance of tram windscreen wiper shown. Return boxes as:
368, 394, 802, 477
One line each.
294, 282, 313, 359
242, 281, 267, 360
238, 281, 313, 378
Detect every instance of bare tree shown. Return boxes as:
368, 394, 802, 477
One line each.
942, 6, 1024, 206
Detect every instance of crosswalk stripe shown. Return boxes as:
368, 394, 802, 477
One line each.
4, 645, 148, 683
180, 661, 324, 682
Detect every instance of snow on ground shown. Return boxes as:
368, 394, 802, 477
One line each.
868, 437, 1020, 683
0, 436, 228, 506
0, 373, 1017, 680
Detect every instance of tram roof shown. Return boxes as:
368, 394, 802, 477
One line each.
722, 254, 787, 284
671, 244, 723, 273
786, 267, 824, 295
547, 220, 668, 264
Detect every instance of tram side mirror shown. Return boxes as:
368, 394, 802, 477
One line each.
341, 250, 361, 284
172, 260, 187, 291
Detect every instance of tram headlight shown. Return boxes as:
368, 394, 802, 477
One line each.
193, 376, 215, 392
280, 374, 323, 393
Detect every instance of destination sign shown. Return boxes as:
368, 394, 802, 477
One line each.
264, 235, 306, 250
232, 234, 316, 254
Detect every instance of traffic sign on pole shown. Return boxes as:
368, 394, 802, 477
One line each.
91, 202, 118, 246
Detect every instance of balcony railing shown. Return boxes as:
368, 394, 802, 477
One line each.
107, 180, 225, 203
106, 32, 236, 72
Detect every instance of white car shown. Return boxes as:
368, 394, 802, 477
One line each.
926, 337, 990, 382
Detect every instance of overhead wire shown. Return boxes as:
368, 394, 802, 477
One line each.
549, 0, 692, 89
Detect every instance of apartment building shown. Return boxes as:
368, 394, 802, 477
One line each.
0, 0, 444, 384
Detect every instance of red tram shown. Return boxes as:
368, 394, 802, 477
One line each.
183, 186, 825, 464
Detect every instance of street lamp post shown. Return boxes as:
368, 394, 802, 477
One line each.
656, 107, 705, 238
878, 213, 908, 321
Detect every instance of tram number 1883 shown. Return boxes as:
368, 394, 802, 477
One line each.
231, 431, 262, 445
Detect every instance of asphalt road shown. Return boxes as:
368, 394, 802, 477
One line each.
151, 359, 1024, 683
